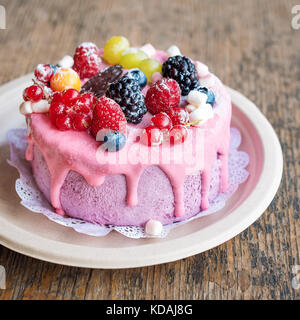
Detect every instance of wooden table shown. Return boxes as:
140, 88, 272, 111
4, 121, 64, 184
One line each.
0, 0, 299, 300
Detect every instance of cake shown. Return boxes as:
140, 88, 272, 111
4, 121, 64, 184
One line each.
18, 36, 231, 236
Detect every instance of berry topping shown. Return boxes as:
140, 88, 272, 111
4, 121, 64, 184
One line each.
120, 50, 148, 69
150, 113, 172, 130
125, 68, 147, 89
49, 90, 93, 131
162, 55, 199, 96
51, 92, 63, 103
139, 59, 162, 82
23, 85, 43, 103
91, 96, 127, 137
73, 42, 102, 79
145, 78, 181, 114
99, 130, 126, 152
61, 88, 80, 106
81, 65, 123, 98
49, 64, 59, 75
107, 76, 147, 124
34, 64, 53, 83
55, 114, 73, 131
141, 126, 163, 146
50, 68, 81, 92
167, 107, 189, 125
196, 86, 215, 106
169, 125, 188, 144
103, 36, 130, 65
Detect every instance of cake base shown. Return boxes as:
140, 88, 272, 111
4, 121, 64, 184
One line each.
32, 144, 221, 226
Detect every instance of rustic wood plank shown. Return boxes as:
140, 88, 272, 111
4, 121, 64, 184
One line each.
0, 0, 299, 300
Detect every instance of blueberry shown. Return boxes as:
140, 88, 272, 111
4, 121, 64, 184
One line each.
125, 68, 147, 89
101, 130, 126, 152
196, 86, 215, 106
49, 64, 59, 75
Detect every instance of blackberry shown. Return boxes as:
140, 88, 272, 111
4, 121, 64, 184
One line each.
107, 76, 147, 124
162, 55, 199, 96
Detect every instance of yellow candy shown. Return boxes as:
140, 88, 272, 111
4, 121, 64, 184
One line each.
139, 59, 162, 82
103, 36, 130, 65
120, 50, 148, 69
50, 68, 81, 92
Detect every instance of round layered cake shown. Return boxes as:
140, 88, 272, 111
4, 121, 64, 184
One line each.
20, 37, 231, 232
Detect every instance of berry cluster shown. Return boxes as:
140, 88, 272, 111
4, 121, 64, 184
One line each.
162, 55, 199, 96
22, 36, 217, 153
107, 76, 147, 124
49, 89, 96, 131
142, 108, 189, 147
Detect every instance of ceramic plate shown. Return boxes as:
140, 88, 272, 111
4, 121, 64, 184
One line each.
0, 74, 283, 268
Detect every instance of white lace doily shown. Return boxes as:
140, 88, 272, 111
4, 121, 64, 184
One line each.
7, 128, 249, 239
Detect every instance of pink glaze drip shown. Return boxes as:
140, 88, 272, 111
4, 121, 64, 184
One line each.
25, 135, 34, 161
25, 49, 232, 219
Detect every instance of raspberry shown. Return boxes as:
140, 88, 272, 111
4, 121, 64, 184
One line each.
107, 76, 147, 124
23, 85, 43, 103
55, 114, 72, 130
145, 78, 180, 114
73, 42, 102, 79
49, 91, 93, 131
72, 113, 91, 131
162, 56, 199, 96
167, 107, 189, 125
91, 96, 127, 137
34, 64, 53, 83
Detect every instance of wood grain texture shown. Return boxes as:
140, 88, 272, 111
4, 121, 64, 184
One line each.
0, 0, 299, 300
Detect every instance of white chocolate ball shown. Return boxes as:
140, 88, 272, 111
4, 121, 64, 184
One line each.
189, 104, 214, 124
31, 100, 50, 113
140, 44, 156, 58
185, 104, 197, 113
58, 55, 74, 68
19, 101, 33, 115
187, 90, 207, 106
167, 45, 181, 57
145, 219, 163, 236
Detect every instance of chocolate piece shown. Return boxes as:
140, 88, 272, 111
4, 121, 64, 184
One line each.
81, 65, 123, 98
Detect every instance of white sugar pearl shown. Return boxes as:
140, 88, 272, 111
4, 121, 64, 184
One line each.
19, 101, 33, 115
189, 104, 214, 124
145, 219, 163, 236
58, 55, 74, 68
187, 90, 207, 106
167, 45, 181, 57
140, 44, 156, 57
195, 61, 209, 77
31, 100, 50, 113
151, 72, 163, 84
185, 104, 197, 113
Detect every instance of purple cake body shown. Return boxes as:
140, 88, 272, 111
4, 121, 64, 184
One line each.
32, 145, 221, 226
